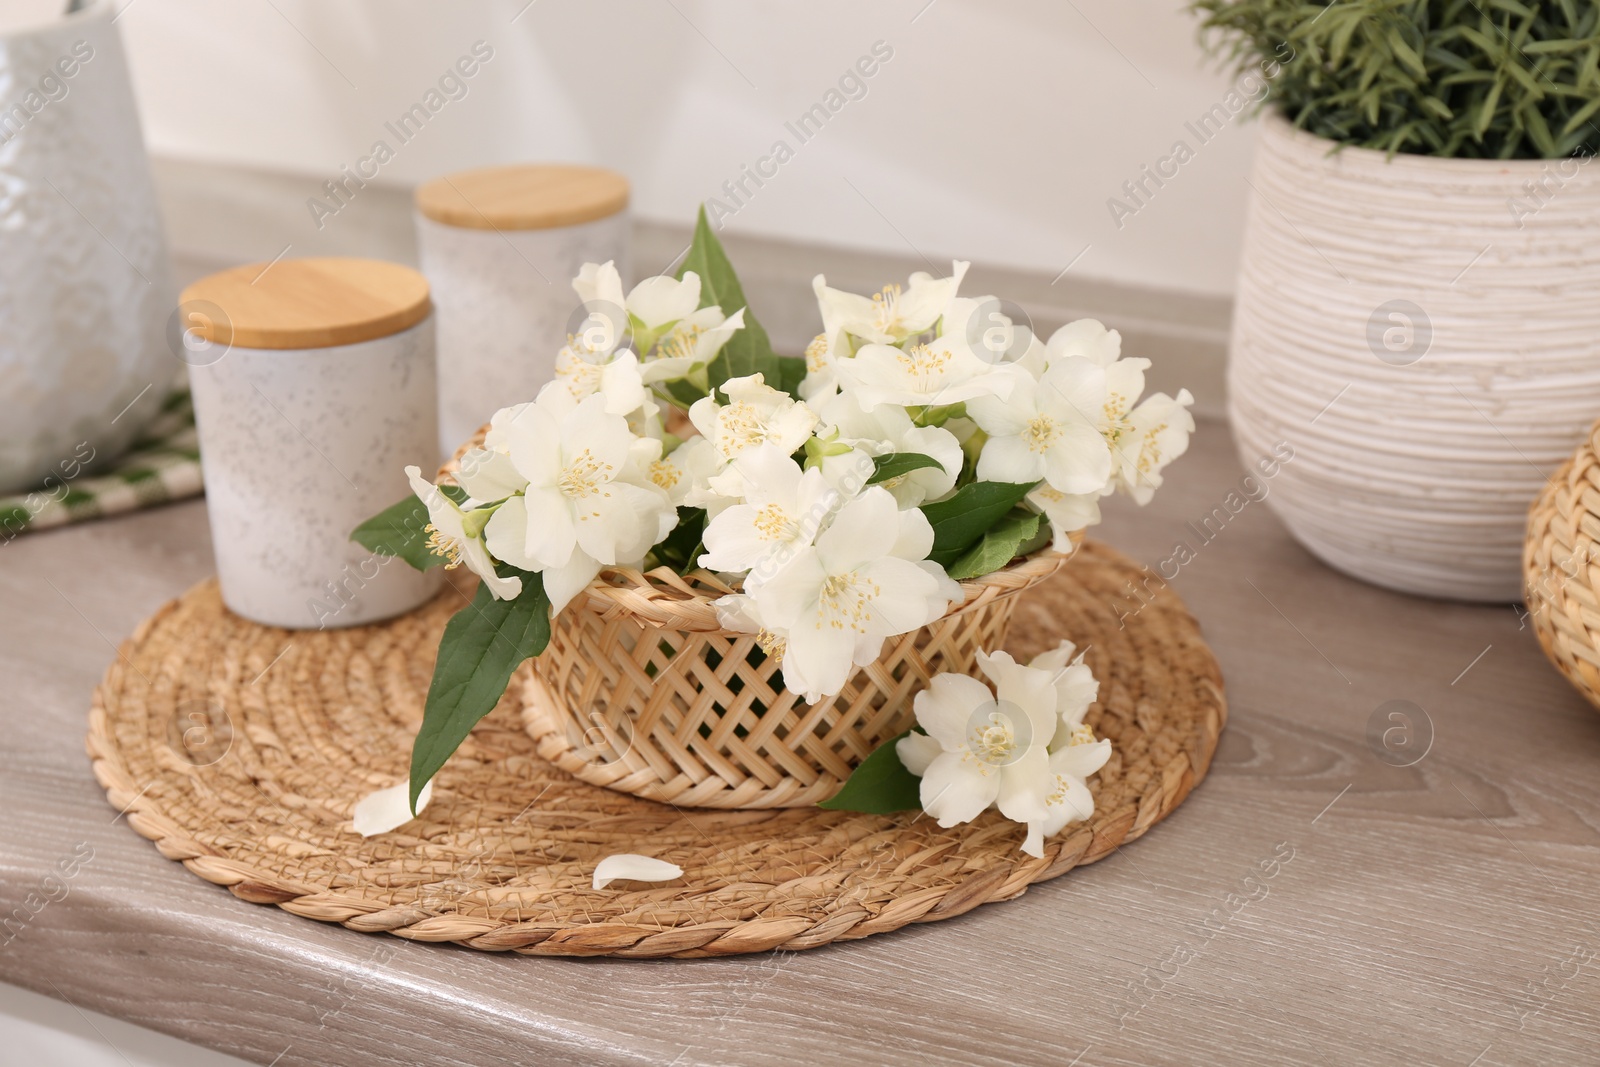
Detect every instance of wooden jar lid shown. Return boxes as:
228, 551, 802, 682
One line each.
414, 164, 629, 231
179, 257, 432, 350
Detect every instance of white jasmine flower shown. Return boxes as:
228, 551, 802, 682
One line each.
1020, 640, 1109, 859
352, 777, 433, 837
799, 279, 853, 402
550, 347, 650, 416
688, 373, 819, 464
811, 444, 878, 501
967, 358, 1111, 495
895, 641, 1108, 857
573, 260, 629, 319
743, 487, 960, 703
405, 465, 523, 601
625, 273, 703, 331
1106, 387, 1196, 506
452, 445, 527, 504
1045, 318, 1122, 368
814, 392, 961, 507
700, 445, 840, 588
1026, 485, 1101, 551
943, 295, 1046, 375
980, 330, 1193, 505
573, 260, 705, 355
643, 306, 745, 384
813, 261, 970, 346
712, 591, 804, 685
482, 393, 676, 615
647, 435, 722, 508
894, 649, 1061, 828
1027, 640, 1101, 748
573, 260, 699, 330
1018, 738, 1112, 858
836, 333, 1014, 411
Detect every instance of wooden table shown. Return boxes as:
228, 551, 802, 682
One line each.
3, 418, 1597, 1067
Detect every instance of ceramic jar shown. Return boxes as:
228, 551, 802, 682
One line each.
181, 258, 442, 629
1229, 111, 1600, 601
414, 164, 630, 455
0, 0, 176, 493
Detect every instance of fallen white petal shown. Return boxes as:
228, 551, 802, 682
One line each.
352, 778, 433, 837
592, 853, 683, 890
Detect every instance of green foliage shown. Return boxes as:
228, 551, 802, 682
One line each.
1190, 0, 1600, 158
409, 567, 549, 809
818, 730, 924, 813
867, 452, 946, 485
651, 506, 709, 574
775, 355, 808, 396
677, 205, 782, 393
945, 509, 1042, 581
350, 486, 468, 571
920, 481, 1037, 568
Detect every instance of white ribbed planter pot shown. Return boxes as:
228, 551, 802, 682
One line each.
1230, 111, 1600, 601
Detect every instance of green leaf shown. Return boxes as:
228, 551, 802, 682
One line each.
1388, 28, 1429, 79
867, 452, 944, 485
775, 354, 807, 398
350, 486, 468, 571
410, 567, 550, 809
945, 510, 1042, 581
920, 480, 1036, 567
818, 730, 922, 813
651, 506, 708, 574
678, 205, 779, 393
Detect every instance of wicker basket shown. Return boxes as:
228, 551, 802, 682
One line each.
521, 547, 1072, 809
440, 423, 1073, 809
1526, 418, 1600, 711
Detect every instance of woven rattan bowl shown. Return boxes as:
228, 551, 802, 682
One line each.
441, 423, 1074, 809
522, 547, 1071, 809
1526, 418, 1600, 710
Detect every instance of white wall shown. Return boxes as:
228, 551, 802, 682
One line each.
118, 0, 1262, 297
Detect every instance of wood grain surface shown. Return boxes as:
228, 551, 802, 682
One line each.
3, 419, 1598, 1067
179, 258, 432, 349
413, 164, 630, 231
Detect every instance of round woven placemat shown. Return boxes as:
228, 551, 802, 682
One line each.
87, 540, 1226, 959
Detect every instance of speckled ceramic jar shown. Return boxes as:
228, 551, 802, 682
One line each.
415, 164, 630, 455
181, 258, 442, 629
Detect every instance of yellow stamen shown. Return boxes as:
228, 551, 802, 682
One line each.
805, 333, 830, 372
424, 524, 463, 569
649, 460, 680, 491
559, 448, 614, 500
872, 283, 904, 334
756, 628, 787, 661
715, 401, 771, 457
1022, 413, 1061, 453
752, 504, 794, 542
894, 343, 951, 387
968, 713, 1015, 765
815, 571, 881, 634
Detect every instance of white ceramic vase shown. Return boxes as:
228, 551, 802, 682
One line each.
1229, 111, 1600, 601
0, 0, 176, 494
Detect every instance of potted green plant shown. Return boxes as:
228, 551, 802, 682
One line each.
1192, 0, 1600, 600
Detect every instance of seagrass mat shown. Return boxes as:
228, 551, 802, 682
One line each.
87, 540, 1226, 959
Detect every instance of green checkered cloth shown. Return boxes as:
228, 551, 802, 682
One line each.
0, 389, 202, 539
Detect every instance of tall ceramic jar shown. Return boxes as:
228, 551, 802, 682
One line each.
0, 0, 176, 493
181, 257, 443, 629
414, 164, 630, 456
1229, 111, 1600, 601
